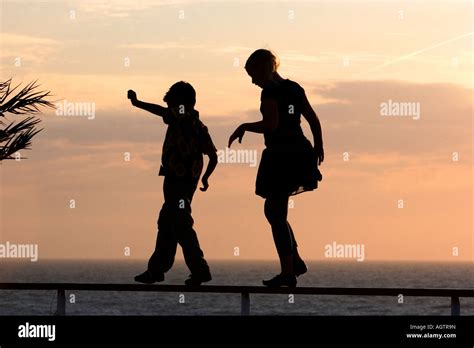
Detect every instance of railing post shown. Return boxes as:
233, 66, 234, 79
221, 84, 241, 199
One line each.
241, 292, 250, 316
451, 296, 460, 316
57, 289, 66, 316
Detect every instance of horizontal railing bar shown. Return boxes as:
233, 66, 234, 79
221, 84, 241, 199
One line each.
0, 283, 473, 297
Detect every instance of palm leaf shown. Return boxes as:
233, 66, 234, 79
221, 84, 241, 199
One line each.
0, 79, 53, 161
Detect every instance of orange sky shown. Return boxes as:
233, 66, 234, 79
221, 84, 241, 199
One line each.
0, 0, 472, 262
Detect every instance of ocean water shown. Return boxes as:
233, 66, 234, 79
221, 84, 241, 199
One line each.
0, 260, 472, 316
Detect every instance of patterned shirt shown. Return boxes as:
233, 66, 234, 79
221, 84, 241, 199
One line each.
159, 108, 216, 181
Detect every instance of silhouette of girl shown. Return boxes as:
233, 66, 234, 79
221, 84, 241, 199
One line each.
229, 49, 324, 287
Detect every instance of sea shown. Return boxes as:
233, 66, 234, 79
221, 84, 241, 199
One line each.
0, 260, 472, 316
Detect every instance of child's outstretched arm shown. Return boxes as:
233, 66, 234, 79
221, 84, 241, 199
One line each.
200, 151, 218, 192
127, 89, 168, 117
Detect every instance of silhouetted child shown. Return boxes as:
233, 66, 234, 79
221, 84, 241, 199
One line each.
128, 81, 217, 285
229, 49, 324, 287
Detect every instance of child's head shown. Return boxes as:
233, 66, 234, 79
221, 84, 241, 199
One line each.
163, 81, 196, 111
245, 49, 279, 88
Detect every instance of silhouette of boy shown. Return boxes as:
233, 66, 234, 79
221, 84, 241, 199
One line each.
128, 81, 217, 285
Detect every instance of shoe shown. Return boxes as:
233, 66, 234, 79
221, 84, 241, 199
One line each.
294, 258, 307, 277
134, 270, 164, 284
184, 273, 212, 286
262, 273, 297, 288
316, 168, 323, 181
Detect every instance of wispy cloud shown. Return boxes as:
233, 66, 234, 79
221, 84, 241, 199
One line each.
0, 33, 60, 66
119, 42, 207, 50
213, 45, 253, 54
73, 0, 164, 18
367, 31, 474, 72
120, 43, 253, 55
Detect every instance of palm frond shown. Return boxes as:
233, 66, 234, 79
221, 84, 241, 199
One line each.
0, 79, 55, 116
0, 126, 43, 160
0, 79, 53, 161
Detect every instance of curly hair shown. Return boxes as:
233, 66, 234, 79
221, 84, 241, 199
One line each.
163, 81, 196, 108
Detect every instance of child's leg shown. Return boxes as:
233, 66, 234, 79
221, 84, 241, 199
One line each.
147, 201, 179, 277
160, 177, 211, 279
264, 196, 295, 257
172, 180, 211, 279
287, 221, 298, 249
288, 221, 307, 276
178, 221, 211, 279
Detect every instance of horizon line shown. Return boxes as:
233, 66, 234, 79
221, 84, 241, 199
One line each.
2, 258, 473, 263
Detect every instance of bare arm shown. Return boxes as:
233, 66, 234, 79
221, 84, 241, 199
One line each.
127, 89, 169, 117
228, 99, 278, 147
301, 92, 324, 165
200, 151, 218, 192
243, 99, 278, 133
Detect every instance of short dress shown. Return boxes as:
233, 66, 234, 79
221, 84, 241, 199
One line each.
255, 79, 323, 199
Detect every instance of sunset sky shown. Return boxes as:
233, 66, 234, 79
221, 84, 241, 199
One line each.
0, 0, 472, 262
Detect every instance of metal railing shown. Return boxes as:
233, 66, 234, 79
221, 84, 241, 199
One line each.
1, 283, 473, 316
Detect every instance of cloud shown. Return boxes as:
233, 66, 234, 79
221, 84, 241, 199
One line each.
367, 32, 473, 72
120, 42, 207, 50
16, 79, 470, 167
0, 33, 61, 66
306, 80, 472, 155
72, 0, 166, 18
33, 105, 261, 149
280, 51, 393, 65
213, 45, 254, 55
